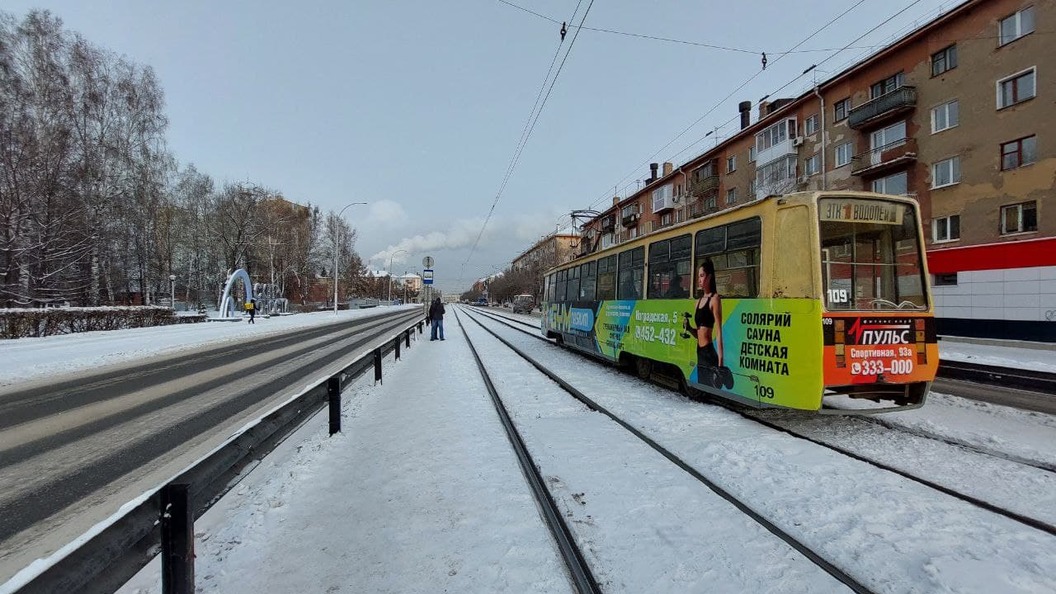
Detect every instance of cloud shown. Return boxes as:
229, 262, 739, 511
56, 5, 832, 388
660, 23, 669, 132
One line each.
366, 208, 574, 273
369, 217, 492, 268
364, 200, 407, 226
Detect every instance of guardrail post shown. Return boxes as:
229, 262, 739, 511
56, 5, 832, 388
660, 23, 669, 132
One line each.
161, 483, 194, 594
405, 329, 411, 348
328, 377, 341, 435
395, 335, 401, 360
374, 348, 383, 384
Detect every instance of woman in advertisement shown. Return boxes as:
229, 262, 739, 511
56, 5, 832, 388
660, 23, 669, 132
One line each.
683, 258, 732, 389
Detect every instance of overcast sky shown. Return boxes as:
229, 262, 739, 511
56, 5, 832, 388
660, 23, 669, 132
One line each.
4, 0, 964, 293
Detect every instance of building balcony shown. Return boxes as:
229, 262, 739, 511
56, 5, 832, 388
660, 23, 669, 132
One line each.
851, 138, 917, 177
848, 86, 917, 129
756, 138, 799, 168
689, 175, 719, 197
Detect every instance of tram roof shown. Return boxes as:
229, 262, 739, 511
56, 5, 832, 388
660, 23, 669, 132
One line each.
550, 191, 919, 273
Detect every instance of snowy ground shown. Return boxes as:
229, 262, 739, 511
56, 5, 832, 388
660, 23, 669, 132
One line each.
1, 307, 1054, 593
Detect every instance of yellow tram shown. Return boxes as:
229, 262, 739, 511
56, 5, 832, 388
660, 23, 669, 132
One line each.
541, 191, 938, 412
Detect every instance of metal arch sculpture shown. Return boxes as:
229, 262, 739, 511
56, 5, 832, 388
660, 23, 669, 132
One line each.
217, 268, 254, 319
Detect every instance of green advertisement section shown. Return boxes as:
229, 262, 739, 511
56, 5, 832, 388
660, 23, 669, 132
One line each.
586, 298, 824, 410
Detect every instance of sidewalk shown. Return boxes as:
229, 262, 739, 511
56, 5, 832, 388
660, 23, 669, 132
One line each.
938, 336, 1056, 373
119, 316, 568, 593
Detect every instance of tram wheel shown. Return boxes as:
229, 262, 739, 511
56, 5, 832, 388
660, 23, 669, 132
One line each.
635, 357, 652, 379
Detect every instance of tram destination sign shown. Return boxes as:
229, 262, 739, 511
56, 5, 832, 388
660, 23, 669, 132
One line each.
820, 199, 903, 225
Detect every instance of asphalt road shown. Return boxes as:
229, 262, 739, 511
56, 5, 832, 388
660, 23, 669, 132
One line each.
0, 309, 420, 583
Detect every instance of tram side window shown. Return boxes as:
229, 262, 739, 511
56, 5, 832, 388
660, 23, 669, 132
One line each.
647, 238, 670, 299
694, 218, 761, 298
568, 265, 581, 301
581, 261, 597, 300
669, 235, 692, 298
597, 255, 617, 300
544, 274, 552, 303
617, 247, 645, 300
556, 269, 567, 302
648, 234, 692, 299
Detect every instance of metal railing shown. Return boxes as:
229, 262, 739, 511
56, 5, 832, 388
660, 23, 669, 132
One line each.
848, 86, 917, 129
689, 174, 719, 197
851, 137, 918, 176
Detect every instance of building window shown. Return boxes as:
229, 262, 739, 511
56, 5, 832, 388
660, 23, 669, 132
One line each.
755, 118, 796, 152
726, 155, 736, 173
805, 114, 819, 135
706, 197, 717, 211
1001, 201, 1037, 234
931, 45, 957, 76
931, 100, 959, 133
933, 215, 960, 242
749, 178, 756, 196
870, 72, 905, 98
872, 171, 908, 195
756, 155, 797, 194
1001, 135, 1037, 170
932, 157, 961, 188
870, 120, 906, 150
997, 68, 1036, 109
835, 142, 853, 167
726, 188, 737, 204
834, 98, 850, 122
933, 273, 958, 286
804, 154, 820, 176
999, 6, 1035, 46
748, 146, 756, 163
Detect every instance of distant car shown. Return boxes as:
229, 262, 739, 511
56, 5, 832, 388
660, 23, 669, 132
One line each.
512, 294, 535, 314
475, 298, 488, 306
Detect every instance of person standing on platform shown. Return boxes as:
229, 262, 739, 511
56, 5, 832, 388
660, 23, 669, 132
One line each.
429, 297, 446, 341
246, 298, 257, 324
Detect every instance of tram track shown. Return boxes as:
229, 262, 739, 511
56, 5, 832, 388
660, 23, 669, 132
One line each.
455, 310, 601, 594
838, 412, 1056, 475
457, 306, 876, 594
464, 306, 1056, 540
938, 358, 1056, 394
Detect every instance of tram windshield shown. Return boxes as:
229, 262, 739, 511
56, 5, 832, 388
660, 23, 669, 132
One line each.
818, 197, 928, 311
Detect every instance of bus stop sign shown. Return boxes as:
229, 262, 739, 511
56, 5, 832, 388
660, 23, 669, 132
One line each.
423, 269, 433, 285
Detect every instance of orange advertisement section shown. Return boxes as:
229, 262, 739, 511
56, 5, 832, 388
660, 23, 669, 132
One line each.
822, 314, 938, 386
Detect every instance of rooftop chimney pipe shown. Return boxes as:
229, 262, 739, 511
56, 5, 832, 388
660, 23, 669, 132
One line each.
738, 101, 752, 130
649, 163, 659, 181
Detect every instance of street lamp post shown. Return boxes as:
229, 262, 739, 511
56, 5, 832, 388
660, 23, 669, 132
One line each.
387, 249, 407, 304
334, 202, 367, 315
169, 274, 176, 310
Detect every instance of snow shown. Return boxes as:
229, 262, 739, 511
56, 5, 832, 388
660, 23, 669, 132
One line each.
0, 307, 1053, 593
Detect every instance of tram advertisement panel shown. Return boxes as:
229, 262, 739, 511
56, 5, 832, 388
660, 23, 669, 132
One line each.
822, 315, 938, 385
586, 298, 824, 410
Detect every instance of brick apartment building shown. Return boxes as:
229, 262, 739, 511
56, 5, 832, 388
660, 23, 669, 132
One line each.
511, 233, 579, 272
578, 0, 1054, 341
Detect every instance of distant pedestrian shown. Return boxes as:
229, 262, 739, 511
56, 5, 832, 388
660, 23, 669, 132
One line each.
246, 298, 256, 324
429, 297, 445, 341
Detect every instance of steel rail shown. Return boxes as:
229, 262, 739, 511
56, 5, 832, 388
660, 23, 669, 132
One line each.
453, 309, 601, 594
460, 306, 877, 594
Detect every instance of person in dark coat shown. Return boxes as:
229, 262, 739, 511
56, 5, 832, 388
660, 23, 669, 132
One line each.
246, 298, 256, 324
429, 297, 446, 340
